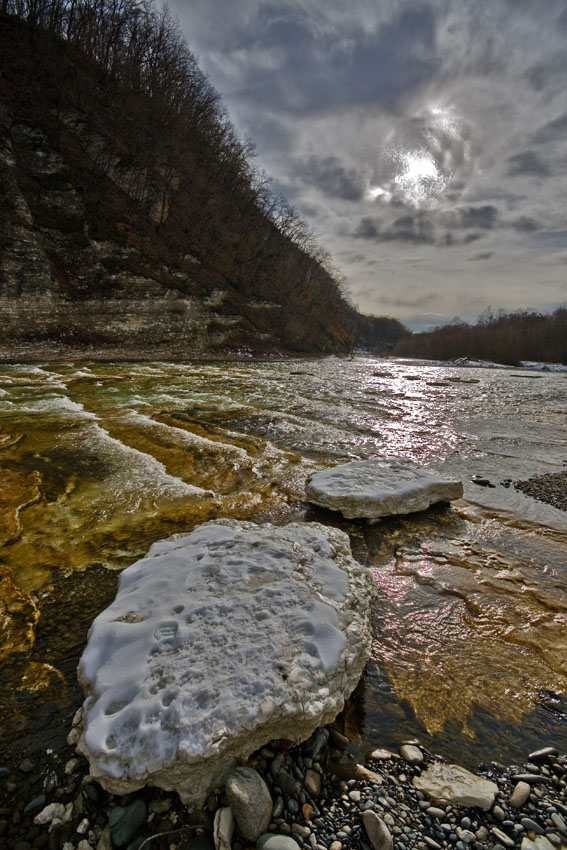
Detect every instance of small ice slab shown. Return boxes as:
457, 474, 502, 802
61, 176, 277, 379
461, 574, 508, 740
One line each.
76, 520, 372, 805
306, 457, 463, 519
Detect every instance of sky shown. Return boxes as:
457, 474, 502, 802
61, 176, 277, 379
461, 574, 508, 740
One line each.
166, 0, 567, 330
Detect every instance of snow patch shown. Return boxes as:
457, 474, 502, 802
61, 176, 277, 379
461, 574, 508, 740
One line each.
306, 457, 463, 518
77, 520, 372, 804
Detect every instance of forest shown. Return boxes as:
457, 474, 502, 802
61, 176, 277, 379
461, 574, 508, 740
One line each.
0, 0, 407, 354
394, 307, 567, 365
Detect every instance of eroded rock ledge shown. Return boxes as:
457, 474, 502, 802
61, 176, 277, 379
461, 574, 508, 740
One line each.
76, 519, 373, 805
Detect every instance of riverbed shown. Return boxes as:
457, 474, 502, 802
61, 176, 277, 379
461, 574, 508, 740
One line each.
0, 357, 566, 769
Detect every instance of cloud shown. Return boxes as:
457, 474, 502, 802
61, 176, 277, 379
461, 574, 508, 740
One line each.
354, 217, 380, 239
532, 113, 567, 145
378, 291, 442, 309
524, 53, 567, 94
167, 0, 567, 324
510, 216, 539, 232
298, 155, 367, 201
456, 206, 498, 229
353, 213, 435, 244
352, 208, 492, 246
507, 150, 551, 177
468, 251, 494, 261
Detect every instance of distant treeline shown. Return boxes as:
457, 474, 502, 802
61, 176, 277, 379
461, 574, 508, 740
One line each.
0, 0, 407, 353
394, 307, 567, 365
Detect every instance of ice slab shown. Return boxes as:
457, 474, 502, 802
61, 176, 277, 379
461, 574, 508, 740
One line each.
77, 519, 372, 804
306, 457, 463, 519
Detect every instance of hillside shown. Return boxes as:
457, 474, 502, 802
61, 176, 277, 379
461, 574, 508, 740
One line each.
0, 3, 407, 359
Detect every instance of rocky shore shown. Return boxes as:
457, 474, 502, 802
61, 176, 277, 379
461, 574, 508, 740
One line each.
514, 471, 567, 513
1, 725, 565, 850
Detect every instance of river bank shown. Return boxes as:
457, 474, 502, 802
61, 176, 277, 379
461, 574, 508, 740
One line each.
1, 720, 565, 850
514, 472, 567, 513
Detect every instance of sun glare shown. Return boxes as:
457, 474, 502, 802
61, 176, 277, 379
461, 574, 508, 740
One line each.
394, 149, 448, 206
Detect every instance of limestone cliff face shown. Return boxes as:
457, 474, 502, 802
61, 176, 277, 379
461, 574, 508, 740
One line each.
0, 101, 250, 358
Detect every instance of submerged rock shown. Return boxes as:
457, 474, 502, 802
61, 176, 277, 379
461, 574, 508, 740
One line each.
412, 762, 498, 810
305, 457, 463, 519
76, 519, 372, 805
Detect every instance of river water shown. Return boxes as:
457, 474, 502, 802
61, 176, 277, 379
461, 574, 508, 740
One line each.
1, 357, 566, 768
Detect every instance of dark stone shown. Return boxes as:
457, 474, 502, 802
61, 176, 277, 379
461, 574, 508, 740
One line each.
107, 799, 148, 847
24, 796, 46, 816
177, 836, 215, 850
82, 783, 100, 804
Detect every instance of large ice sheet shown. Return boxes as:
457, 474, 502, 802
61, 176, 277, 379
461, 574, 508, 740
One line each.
306, 457, 463, 519
77, 520, 372, 804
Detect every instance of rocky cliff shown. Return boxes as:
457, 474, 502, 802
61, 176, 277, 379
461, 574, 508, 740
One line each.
0, 9, 407, 360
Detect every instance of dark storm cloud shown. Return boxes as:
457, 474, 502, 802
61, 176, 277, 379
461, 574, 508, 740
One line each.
353, 214, 435, 244
354, 217, 380, 239
209, 4, 440, 115
468, 251, 494, 261
532, 113, 567, 145
456, 206, 499, 229
352, 210, 490, 246
507, 151, 551, 177
530, 230, 567, 247
511, 216, 540, 232
298, 156, 366, 201
525, 53, 567, 94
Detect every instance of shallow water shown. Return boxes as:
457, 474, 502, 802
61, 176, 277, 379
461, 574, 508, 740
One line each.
1, 357, 566, 767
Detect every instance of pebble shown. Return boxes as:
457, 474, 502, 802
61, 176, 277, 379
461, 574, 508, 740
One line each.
258, 834, 303, 850
24, 795, 47, 815
292, 824, 311, 838
287, 799, 299, 815
491, 827, 515, 848
512, 774, 550, 784
225, 766, 272, 841
306, 770, 322, 798
362, 810, 394, 850
214, 807, 234, 850
399, 746, 423, 766
5, 722, 567, 850
426, 808, 446, 820
520, 818, 544, 834
510, 782, 532, 809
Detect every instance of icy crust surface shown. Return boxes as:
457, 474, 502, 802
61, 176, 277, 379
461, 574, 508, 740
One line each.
306, 457, 463, 519
77, 520, 372, 804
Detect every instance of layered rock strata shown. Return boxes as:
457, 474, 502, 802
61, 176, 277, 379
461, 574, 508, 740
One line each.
76, 519, 373, 805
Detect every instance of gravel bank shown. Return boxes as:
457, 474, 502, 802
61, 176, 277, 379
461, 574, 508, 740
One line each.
514, 471, 567, 512
1, 727, 565, 850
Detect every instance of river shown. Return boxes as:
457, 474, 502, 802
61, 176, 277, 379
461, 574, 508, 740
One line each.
0, 357, 566, 769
